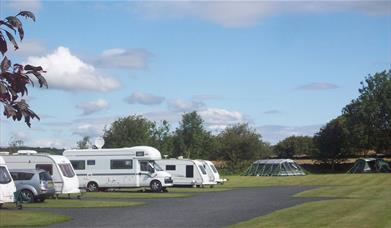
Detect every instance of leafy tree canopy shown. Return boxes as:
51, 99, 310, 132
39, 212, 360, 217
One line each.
343, 70, 391, 154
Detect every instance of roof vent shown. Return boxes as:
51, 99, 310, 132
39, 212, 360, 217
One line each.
17, 150, 38, 155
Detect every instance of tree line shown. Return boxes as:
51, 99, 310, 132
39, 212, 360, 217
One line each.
76, 70, 390, 172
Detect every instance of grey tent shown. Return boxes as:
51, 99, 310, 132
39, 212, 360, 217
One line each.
347, 158, 391, 173
245, 159, 306, 176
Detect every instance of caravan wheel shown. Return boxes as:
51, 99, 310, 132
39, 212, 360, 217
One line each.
87, 182, 99, 192
150, 180, 163, 192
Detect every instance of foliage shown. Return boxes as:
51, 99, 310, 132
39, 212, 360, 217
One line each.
0, 11, 47, 127
103, 115, 156, 148
172, 111, 216, 159
313, 117, 351, 170
343, 70, 391, 154
76, 136, 92, 149
273, 136, 316, 158
150, 120, 174, 157
217, 123, 270, 171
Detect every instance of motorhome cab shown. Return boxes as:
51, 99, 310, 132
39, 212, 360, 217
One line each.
2, 150, 80, 195
0, 156, 16, 206
63, 146, 173, 192
201, 160, 227, 184
156, 158, 216, 187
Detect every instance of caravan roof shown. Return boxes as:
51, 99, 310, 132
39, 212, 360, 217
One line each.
64, 146, 162, 160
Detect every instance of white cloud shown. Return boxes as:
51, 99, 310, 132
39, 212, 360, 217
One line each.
76, 99, 109, 116
73, 124, 104, 138
26, 46, 120, 92
125, 91, 165, 105
6, 0, 42, 12
95, 48, 151, 70
257, 124, 322, 144
167, 99, 206, 112
136, 1, 390, 28
198, 108, 247, 131
297, 82, 338, 90
29, 138, 69, 149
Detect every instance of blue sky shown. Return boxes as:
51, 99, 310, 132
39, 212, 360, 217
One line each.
1, 0, 390, 148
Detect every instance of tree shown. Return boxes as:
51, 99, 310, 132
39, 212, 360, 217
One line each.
8, 136, 24, 154
313, 117, 351, 170
150, 120, 174, 157
273, 136, 316, 158
76, 136, 92, 149
1, 11, 47, 127
103, 115, 156, 148
172, 111, 214, 159
217, 123, 270, 171
343, 70, 391, 154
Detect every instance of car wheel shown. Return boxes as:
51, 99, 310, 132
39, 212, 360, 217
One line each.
21, 189, 34, 203
87, 182, 99, 192
150, 180, 162, 192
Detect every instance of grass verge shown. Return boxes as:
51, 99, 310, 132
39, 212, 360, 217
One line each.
228, 174, 391, 228
23, 199, 145, 208
0, 210, 70, 227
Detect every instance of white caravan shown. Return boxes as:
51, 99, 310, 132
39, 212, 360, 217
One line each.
63, 146, 173, 192
200, 160, 227, 184
156, 159, 216, 187
2, 151, 80, 195
0, 156, 16, 206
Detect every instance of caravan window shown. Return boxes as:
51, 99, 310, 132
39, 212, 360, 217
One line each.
210, 164, 218, 173
36, 164, 53, 175
87, 160, 95, 166
198, 165, 207, 175
70, 160, 85, 170
166, 165, 176, 171
59, 164, 75, 178
111, 160, 132, 169
0, 166, 12, 184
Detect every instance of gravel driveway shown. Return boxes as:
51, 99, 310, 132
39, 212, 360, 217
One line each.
45, 186, 324, 228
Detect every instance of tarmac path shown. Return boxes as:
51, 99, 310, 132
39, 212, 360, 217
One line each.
45, 186, 325, 228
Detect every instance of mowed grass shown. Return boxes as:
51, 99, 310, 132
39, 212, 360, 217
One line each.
0, 210, 70, 227
22, 199, 144, 208
228, 174, 391, 228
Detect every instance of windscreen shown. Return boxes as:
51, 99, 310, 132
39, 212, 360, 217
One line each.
0, 166, 12, 184
150, 161, 163, 171
59, 163, 75, 178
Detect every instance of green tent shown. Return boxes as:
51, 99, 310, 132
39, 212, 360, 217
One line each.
245, 159, 306, 176
347, 158, 391, 173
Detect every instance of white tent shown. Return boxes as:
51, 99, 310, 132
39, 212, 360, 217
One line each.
245, 159, 306, 176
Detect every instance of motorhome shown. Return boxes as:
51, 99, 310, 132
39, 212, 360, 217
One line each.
2, 150, 80, 195
156, 158, 216, 187
200, 160, 227, 184
0, 156, 16, 206
63, 146, 173, 192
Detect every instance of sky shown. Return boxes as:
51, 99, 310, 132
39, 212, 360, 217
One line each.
0, 0, 390, 149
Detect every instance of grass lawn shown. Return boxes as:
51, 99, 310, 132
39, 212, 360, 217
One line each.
228, 174, 391, 228
0, 210, 70, 227
23, 199, 144, 208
